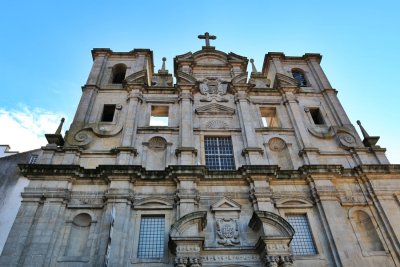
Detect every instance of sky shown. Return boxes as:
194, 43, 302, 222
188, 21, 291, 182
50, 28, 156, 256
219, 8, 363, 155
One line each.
0, 1, 399, 163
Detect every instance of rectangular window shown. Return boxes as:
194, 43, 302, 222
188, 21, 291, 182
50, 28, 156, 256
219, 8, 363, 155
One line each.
101, 104, 116, 122
137, 216, 165, 259
204, 136, 235, 171
309, 108, 324, 125
28, 155, 38, 164
260, 107, 279, 127
150, 106, 169, 126
286, 214, 317, 256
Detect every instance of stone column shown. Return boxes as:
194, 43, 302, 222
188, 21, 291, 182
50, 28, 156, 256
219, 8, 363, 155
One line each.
116, 86, 142, 164
102, 187, 134, 266
247, 174, 275, 212
234, 87, 264, 164
281, 90, 318, 164
177, 87, 196, 165
175, 176, 199, 218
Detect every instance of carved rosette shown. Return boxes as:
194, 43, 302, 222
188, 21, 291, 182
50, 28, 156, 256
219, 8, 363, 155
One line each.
337, 132, 356, 150
268, 137, 286, 152
216, 218, 240, 246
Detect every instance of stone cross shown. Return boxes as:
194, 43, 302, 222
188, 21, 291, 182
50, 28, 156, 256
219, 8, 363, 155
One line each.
198, 32, 216, 47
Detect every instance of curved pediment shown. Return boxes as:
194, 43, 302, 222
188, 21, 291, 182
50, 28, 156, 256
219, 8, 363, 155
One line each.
170, 211, 207, 238
275, 197, 313, 208
176, 70, 197, 85
124, 69, 148, 85
133, 197, 173, 210
273, 73, 298, 89
249, 211, 294, 238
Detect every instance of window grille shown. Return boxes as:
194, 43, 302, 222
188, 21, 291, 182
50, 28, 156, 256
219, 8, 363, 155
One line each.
287, 214, 317, 256
137, 216, 165, 258
28, 155, 38, 164
204, 136, 235, 171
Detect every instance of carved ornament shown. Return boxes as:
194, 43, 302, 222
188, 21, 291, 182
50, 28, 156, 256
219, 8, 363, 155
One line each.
216, 218, 240, 246
199, 78, 229, 102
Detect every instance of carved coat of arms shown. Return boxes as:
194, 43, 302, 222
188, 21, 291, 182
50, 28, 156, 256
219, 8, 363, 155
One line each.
199, 78, 228, 102
216, 218, 240, 246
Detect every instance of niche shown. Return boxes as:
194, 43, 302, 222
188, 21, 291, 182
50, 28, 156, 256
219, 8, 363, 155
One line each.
267, 137, 293, 170
65, 213, 92, 257
351, 210, 384, 253
145, 136, 168, 170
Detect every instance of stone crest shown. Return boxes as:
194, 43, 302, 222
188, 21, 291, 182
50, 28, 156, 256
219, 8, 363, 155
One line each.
199, 78, 228, 102
216, 218, 240, 246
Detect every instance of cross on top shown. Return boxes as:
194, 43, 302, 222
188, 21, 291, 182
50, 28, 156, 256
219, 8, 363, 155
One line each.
198, 32, 216, 47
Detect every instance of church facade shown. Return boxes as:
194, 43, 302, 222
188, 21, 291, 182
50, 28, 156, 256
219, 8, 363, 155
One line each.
1, 34, 400, 267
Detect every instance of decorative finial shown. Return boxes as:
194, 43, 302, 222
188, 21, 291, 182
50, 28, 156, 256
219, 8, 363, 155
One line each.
356, 120, 369, 138
198, 32, 216, 47
250, 59, 258, 73
45, 117, 65, 146
55, 118, 65, 134
161, 57, 166, 72
356, 120, 380, 148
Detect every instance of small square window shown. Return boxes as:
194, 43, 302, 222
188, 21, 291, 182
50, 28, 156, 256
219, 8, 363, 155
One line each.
150, 106, 169, 126
137, 216, 165, 259
101, 104, 116, 122
309, 108, 325, 125
260, 107, 279, 127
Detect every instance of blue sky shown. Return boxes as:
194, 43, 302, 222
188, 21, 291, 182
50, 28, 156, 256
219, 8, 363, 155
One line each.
0, 1, 399, 162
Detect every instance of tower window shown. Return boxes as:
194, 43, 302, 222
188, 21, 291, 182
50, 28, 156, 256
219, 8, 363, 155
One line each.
292, 70, 307, 87
101, 104, 116, 122
150, 106, 169, 126
112, 64, 127, 84
286, 214, 317, 256
137, 216, 165, 259
204, 136, 235, 171
260, 107, 279, 127
309, 108, 325, 125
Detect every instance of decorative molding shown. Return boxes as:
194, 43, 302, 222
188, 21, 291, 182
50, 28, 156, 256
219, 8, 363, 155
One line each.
216, 218, 240, 246
206, 120, 228, 129
195, 103, 235, 116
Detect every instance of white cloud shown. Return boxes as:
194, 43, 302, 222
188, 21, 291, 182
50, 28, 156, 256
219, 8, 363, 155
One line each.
0, 106, 66, 152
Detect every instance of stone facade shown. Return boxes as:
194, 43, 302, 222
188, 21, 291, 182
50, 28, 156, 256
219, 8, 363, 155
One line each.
0, 148, 41, 253
1, 36, 400, 267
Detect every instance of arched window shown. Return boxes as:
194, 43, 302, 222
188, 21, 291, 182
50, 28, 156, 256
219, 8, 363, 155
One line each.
352, 210, 384, 252
65, 213, 92, 256
111, 64, 127, 84
292, 69, 307, 87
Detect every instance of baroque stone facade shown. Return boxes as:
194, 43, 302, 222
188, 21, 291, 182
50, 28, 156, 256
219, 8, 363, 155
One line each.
1, 34, 400, 267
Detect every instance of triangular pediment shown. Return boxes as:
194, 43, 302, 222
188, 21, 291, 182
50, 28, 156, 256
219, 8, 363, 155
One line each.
211, 197, 241, 212
195, 103, 235, 116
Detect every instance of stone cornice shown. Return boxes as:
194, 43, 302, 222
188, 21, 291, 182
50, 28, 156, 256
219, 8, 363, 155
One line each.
18, 164, 400, 182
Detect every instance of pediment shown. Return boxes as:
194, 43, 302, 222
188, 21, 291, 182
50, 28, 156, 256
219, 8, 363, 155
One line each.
133, 197, 173, 210
124, 69, 147, 85
196, 56, 227, 66
195, 103, 235, 116
273, 73, 298, 89
211, 197, 241, 212
249, 211, 295, 238
275, 197, 313, 208
176, 70, 197, 85
231, 73, 248, 84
